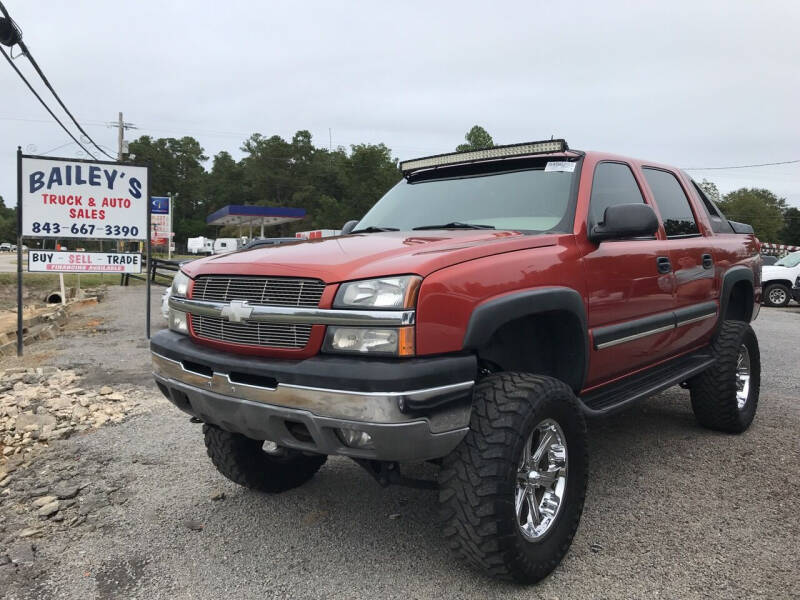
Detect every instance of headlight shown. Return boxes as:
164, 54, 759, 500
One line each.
323, 326, 415, 356
334, 276, 421, 309
171, 270, 191, 297
169, 270, 191, 335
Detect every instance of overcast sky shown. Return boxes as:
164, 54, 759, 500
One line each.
3, 0, 799, 211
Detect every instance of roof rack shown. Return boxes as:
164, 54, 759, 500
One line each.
400, 139, 569, 174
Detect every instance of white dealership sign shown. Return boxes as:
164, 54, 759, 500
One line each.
21, 157, 148, 240
27, 250, 142, 273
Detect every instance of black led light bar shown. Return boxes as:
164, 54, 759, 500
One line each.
400, 139, 569, 174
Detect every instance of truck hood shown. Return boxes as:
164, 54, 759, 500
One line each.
181, 230, 561, 283
762, 264, 797, 282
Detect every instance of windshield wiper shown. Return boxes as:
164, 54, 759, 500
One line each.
412, 222, 495, 230
350, 226, 400, 233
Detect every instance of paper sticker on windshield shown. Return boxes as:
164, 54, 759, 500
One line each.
545, 161, 576, 173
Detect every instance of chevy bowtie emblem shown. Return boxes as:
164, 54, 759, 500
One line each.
220, 300, 253, 323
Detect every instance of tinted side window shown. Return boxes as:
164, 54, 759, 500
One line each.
642, 168, 699, 237
589, 162, 645, 223
691, 181, 734, 233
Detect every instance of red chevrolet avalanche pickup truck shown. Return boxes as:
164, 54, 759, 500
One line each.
151, 140, 761, 583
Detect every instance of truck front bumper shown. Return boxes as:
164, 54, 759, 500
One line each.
151, 330, 476, 462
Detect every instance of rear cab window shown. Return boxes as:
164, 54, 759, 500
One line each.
689, 180, 735, 233
641, 168, 700, 238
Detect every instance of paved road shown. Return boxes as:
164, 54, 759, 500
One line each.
1, 287, 798, 599
0, 253, 21, 273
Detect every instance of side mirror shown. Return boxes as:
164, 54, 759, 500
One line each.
341, 220, 359, 235
590, 203, 659, 243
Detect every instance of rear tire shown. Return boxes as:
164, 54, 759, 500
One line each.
438, 373, 588, 583
203, 424, 326, 492
689, 321, 760, 433
763, 283, 790, 307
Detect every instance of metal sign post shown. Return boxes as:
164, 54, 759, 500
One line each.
146, 175, 152, 339
16, 147, 23, 356
168, 195, 173, 260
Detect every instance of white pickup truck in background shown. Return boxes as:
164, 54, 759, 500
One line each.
762, 250, 800, 306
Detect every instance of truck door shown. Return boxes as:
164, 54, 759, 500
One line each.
580, 161, 677, 387
640, 167, 717, 353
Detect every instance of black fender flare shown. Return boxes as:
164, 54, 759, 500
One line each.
462, 287, 589, 392
719, 266, 755, 328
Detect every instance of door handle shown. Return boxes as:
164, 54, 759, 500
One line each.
702, 253, 713, 269
656, 256, 672, 274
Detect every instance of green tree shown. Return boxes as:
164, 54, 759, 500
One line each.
127, 130, 403, 245
0, 195, 16, 242
128, 135, 209, 244
717, 188, 787, 242
456, 125, 494, 152
698, 179, 721, 203
205, 152, 244, 213
780, 206, 800, 245
342, 143, 401, 219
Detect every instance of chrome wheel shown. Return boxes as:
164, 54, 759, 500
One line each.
515, 419, 568, 541
736, 345, 751, 409
768, 287, 787, 305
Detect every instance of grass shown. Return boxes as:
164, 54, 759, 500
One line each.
0, 272, 148, 310
151, 253, 197, 260
0, 272, 144, 289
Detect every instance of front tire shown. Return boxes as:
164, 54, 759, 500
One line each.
438, 373, 588, 583
689, 321, 760, 433
764, 283, 790, 307
203, 424, 326, 493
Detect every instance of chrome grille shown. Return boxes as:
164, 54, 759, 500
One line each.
192, 276, 325, 307
192, 315, 312, 349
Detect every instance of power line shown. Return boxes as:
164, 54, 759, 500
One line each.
41, 140, 78, 155
18, 47, 117, 159
0, 45, 96, 159
685, 159, 800, 171
0, 1, 115, 160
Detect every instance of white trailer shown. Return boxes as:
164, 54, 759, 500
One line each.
188, 237, 214, 255
213, 238, 240, 254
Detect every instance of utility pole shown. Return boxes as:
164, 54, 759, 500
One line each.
109, 113, 137, 252
117, 111, 124, 159
109, 112, 137, 160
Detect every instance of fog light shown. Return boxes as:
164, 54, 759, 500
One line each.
337, 428, 374, 449
169, 308, 188, 334
263, 440, 281, 454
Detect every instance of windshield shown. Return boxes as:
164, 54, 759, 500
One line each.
774, 250, 800, 268
355, 160, 578, 232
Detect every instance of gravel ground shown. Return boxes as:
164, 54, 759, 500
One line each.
1, 287, 798, 599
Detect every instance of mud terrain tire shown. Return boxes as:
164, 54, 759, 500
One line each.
438, 373, 588, 583
203, 424, 326, 492
690, 320, 760, 433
